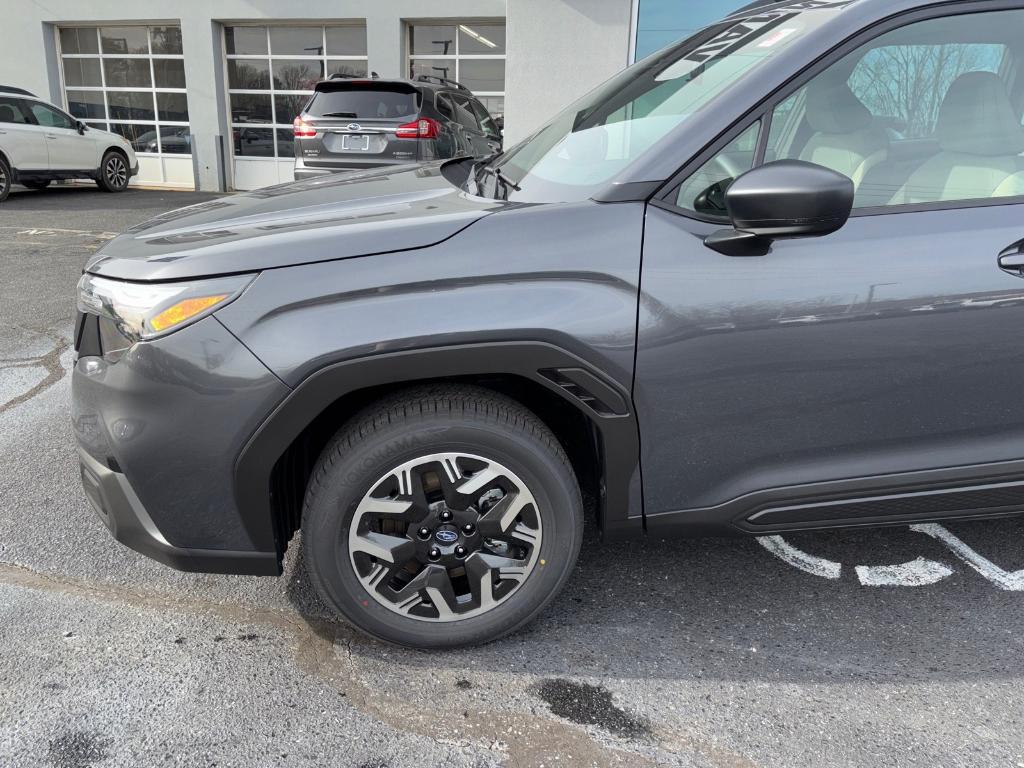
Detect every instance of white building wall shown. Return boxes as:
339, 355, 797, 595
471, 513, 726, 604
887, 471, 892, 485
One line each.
504, 0, 632, 144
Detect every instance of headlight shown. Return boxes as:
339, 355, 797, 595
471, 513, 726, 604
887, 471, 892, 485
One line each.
76, 273, 255, 345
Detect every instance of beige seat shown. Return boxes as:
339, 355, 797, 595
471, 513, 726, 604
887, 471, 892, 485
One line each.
893, 71, 1024, 205
799, 80, 889, 189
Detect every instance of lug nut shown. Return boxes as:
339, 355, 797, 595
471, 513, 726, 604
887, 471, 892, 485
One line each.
462, 523, 475, 535
428, 547, 441, 560
454, 545, 467, 558
439, 510, 453, 521
418, 527, 430, 539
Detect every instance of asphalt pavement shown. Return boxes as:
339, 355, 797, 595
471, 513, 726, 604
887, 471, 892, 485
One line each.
1, 183, 1023, 768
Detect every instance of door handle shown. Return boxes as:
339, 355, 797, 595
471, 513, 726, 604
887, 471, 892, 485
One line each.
998, 240, 1024, 274
0, 129, 6, 135
45, 133, 59, 139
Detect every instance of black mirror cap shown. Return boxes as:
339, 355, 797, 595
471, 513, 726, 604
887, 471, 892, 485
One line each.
727, 159, 854, 238
77, 120, 87, 134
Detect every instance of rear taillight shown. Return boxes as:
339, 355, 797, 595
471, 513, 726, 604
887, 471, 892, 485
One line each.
293, 117, 317, 138
396, 118, 440, 139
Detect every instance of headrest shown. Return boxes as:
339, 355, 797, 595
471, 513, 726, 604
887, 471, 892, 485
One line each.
805, 80, 873, 134
0, 104, 16, 122
937, 71, 1024, 156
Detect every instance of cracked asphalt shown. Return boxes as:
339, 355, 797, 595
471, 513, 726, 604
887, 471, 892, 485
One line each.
2, 184, 1024, 768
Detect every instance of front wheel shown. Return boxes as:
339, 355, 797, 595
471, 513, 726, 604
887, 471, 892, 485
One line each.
302, 385, 584, 648
96, 151, 129, 192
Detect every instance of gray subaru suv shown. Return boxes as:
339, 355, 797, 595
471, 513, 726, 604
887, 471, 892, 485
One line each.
293, 75, 502, 178
74, 0, 1024, 648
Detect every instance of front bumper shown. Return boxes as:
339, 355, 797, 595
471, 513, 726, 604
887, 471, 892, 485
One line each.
78, 448, 278, 575
72, 314, 289, 575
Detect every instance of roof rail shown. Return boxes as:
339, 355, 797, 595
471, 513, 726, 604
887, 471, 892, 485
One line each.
0, 85, 36, 97
415, 74, 470, 92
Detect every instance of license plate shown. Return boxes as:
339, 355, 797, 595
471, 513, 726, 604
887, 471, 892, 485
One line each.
342, 134, 369, 151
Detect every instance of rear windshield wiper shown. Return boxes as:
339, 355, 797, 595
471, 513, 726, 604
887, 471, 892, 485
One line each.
320, 112, 358, 118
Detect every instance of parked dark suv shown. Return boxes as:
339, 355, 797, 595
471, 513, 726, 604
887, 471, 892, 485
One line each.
292, 75, 502, 178
74, 0, 1024, 648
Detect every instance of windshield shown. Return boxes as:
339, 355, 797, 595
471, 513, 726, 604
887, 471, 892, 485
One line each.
481, 0, 856, 203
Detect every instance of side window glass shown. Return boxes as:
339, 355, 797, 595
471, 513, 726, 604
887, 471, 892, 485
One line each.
29, 103, 75, 130
436, 93, 454, 121
765, 10, 1021, 208
452, 95, 480, 132
0, 97, 30, 124
673, 122, 760, 218
470, 100, 498, 137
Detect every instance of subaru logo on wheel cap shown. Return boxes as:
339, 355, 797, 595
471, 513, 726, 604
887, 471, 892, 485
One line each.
434, 529, 459, 544
347, 123, 362, 132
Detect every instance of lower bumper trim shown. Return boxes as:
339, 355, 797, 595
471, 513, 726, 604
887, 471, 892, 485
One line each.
78, 448, 280, 576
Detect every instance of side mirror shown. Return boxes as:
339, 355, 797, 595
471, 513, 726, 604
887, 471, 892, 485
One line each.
704, 160, 854, 257
76, 120, 87, 135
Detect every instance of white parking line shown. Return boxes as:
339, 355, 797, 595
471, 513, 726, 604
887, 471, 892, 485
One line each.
911, 523, 1024, 591
855, 557, 954, 587
757, 535, 842, 579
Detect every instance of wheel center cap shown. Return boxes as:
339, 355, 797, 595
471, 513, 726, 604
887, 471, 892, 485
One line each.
434, 527, 459, 545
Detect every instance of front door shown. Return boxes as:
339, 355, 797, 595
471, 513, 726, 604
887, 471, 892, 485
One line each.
27, 101, 96, 170
635, 6, 1024, 532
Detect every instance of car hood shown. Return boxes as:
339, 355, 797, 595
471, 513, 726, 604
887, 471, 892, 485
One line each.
85, 163, 504, 281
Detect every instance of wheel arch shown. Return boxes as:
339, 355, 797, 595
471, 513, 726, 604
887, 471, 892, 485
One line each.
233, 342, 643, 562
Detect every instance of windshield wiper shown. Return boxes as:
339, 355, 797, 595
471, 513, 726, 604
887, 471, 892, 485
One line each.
321, 112, 358, 118
473, 157, 520, 198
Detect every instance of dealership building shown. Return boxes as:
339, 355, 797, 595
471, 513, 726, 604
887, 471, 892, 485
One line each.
1, 0, 729, 191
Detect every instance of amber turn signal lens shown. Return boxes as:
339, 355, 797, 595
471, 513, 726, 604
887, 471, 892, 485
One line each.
149, 295, 229, 332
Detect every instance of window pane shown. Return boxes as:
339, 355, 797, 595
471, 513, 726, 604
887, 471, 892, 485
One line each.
66, 90, 106, 120
477, 95, 504, 119
107, 91, 155, 121
60, 27, 99, 55
272, 60, 323, 91
269, 26, 323, 55
156, 92, 189, 122
411, 25, 456, 55
471, 99, 499, 135
230, 93, 272, 123
325, 26, 367, 56
153, 59, 187, 88
159, 125, 192, 154
0, 97, 30, 124
458, 23, 506, 55
150, 26, 183, 55
674, 123, 761, 217
29, 103, 75, 130
326, 60, 368, 79
452, 96, 479, 131
225, 27, 267, 55
409, 58, 455, 84
62, 58, 103, 87
233, 126, 275, 156
112, 122, 157, 152
228, 59, 271, 90
103, 59, 152, 88
459, 60, 504, 92
274, 94, 310, 124
276, 128, 294, 158
101, 26, 149, 55
85, 121, 108, 132
767, 9, 1024, 208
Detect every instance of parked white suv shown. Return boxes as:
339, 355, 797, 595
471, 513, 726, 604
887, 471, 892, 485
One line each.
0, 85, 138, 203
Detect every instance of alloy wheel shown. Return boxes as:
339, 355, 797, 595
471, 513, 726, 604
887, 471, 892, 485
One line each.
105, 156, 127, 188
348, 452, 543, 622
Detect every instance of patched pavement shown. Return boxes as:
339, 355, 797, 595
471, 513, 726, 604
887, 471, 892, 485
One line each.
1, 184, 1023, 767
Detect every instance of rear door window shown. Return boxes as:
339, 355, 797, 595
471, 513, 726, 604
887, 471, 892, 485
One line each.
0, 97, 30, 124
307, 86, 420, 121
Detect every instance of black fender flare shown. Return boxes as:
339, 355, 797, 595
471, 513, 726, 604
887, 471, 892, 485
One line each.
233, 341, 643, 556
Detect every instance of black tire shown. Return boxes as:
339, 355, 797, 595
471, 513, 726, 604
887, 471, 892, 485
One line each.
96, 150, 129, 192
21, 179, 50, 190
302, 385, 584, 648
0, 156, 10, 203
